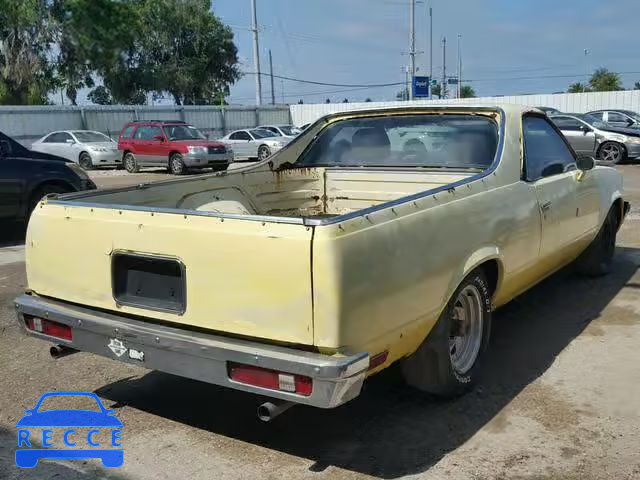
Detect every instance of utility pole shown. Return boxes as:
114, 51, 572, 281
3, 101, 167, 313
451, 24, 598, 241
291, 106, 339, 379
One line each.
250, 0, 262, 105
441, 36, 446, 99
408, 0, 416, 100
269, 49, 275, 105
456, 34, 462, 98
429, 3, 433, 98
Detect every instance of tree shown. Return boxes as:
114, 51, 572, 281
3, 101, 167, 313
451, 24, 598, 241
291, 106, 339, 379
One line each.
325, 98, 331, 103
87, 85, 113, 105
0, 0, 55, 104
297, 99, 303, 104
395, 87, 409, 101
634, 81, 640, 90
589, 68, 623, 92
133, 0, 241, 105
365, 97, 372, 102
460, 85, 475, 98
342, 98, 349, 103
431, 83, 442, 99
568, 82, 589, 93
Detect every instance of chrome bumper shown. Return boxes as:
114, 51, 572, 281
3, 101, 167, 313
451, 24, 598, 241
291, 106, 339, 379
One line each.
14, 294, 369, 408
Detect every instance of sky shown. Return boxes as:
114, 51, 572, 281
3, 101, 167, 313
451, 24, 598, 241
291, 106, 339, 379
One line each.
213, 0, 640, 105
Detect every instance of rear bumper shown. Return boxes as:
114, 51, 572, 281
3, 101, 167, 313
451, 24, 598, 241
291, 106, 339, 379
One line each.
14, 294, 369, 408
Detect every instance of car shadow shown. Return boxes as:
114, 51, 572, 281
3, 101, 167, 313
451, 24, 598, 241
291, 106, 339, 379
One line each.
95, 246, 639, 479
0, 221, 26, 246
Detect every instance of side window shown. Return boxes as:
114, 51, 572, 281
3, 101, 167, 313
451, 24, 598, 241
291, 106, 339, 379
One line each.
134, 126, 149, 139
59, 132, 73, 143
266, 127, 278, 134
233, 131, 251, 140
134, 126, 162, 140
552, 117, 583, 131
44, 133, 62, 143
589, 112, 604, 121
229, 132, 241, 140
121, 126, 135, 138
523, 116, 576, 182
607, 112, 627, 123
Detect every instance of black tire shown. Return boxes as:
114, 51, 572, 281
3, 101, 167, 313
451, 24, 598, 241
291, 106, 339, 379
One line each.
79, 152, 93, 170
401, 268, 492, 397
28, 184, 69, 219
258, 145, 271, 161
169, 153, 187, 175
575, 208, 617, 277
597, 142, 627, 165
123, 152, 139, 173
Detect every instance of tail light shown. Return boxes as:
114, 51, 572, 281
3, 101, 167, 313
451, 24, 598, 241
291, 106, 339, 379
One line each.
25, 317, 72, 341
228, 363, 312, 396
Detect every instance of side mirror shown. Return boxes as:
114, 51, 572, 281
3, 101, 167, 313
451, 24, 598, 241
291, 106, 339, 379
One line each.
153, 135, 164, 142
65, 139, 75, 144
580, 124, 591, 134
576, 155, 595, 171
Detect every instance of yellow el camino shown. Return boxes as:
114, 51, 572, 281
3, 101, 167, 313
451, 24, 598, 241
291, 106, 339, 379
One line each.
15, 105, 629, 420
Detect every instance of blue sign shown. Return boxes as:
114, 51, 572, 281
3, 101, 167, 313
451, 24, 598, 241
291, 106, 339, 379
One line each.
413, 76, 430, 98
16, 391, 123, 468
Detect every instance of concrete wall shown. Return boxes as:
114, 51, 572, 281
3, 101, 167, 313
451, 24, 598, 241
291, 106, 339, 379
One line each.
290, 90, 640, 126
0, 105, 291, 146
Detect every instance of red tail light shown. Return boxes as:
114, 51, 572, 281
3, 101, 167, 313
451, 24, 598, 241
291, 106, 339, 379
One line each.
25, 317, 72, 341
228, 363, 312, 396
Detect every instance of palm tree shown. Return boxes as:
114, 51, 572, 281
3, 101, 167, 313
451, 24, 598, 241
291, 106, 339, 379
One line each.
460, 85, 475, 98
589, 68, 623, 92
568, 82, 589, 93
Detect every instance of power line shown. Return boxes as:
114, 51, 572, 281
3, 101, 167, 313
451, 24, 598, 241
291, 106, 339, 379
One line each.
241, 71, 404, 88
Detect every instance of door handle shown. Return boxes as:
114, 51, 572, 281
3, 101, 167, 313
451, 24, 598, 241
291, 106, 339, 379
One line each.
540, 201, 552, 212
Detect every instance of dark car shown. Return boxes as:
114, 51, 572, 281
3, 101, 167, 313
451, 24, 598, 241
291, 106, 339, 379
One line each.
0, 131, 96, 225
587, 109, 640, 129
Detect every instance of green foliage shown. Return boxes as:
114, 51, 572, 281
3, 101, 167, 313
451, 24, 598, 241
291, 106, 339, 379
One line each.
460, 85, 475, 98
633, 81, 640, 90
568, 82, 589, 93
589, 68, 623, 92
87, 85, 113, 105
0, 0, 240, 106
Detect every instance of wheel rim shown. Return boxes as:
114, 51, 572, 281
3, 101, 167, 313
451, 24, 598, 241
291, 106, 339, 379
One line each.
601, 143, 621, 162
80, 155, 90, 168
171, 157, 182, 173
449, 285, 484, 375
125, 155, 135, 171
259, 147, 269, 160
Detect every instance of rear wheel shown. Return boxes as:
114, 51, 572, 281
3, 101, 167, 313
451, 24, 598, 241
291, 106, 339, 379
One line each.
575, 208, 617, 276
401, 269, 492, 397
124, 152, 139, 173
169, 153, 187, 175
258, 145, 271, 161
597, 142, 626, 164
79, 152, 93, 170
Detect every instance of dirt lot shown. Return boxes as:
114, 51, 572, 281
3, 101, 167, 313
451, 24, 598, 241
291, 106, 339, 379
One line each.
0, 166, 639, 480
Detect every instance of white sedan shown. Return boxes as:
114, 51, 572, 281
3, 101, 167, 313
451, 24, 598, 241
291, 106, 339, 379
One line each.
257, 124, 302, 138
31, 130, 122, 169
220, 129, 291, 161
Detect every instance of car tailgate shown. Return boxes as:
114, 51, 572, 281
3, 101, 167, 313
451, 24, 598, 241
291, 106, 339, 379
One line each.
25, 202, 314, 345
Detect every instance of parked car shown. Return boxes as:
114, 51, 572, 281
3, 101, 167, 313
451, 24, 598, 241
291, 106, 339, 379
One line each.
257, 124, 302, 138
536, 106, 561, 115
220, 128, 291, 160
0, 131, 96, 224
118, 120, 233, 175
31, 130, 121, 170
16, 105, 629, 421
550, 113, 640, 163
586, 109, 640, 129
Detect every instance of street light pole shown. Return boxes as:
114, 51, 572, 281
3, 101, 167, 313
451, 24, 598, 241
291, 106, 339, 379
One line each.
457, 34, 462, 98
429, 3, 433, 98
409, 0, 416, 100
250, 0, 262, 105
441, 36, 446, 99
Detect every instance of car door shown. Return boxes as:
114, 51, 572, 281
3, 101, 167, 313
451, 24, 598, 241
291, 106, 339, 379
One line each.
132, 125, 155, 166
37, 132, 66, 158
552, 116, 596, 155
522, 115, 584, 264
229, 131, 252, 158
55, 132, 78, 162
0, 138, 23, 220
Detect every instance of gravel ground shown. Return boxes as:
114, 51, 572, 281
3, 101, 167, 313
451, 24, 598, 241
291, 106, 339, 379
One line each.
0, 165, 639, 480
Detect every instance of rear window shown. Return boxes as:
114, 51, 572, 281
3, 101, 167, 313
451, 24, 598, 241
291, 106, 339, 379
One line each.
298, 114, 499, 169
121, 125, 135, 138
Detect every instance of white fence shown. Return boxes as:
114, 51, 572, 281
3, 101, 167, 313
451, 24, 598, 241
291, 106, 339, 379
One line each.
290, 90, 640, 126
0, 105, 291, 146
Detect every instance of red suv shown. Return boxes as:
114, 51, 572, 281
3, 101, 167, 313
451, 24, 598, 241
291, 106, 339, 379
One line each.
118, 120, 233, 175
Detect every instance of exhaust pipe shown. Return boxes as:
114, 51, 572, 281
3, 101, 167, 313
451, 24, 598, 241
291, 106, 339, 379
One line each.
50, 345, 77, 359
257, 400, 295, 422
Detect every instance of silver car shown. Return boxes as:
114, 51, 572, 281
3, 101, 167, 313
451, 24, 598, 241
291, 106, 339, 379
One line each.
586, 109, 640, 129
31, 130, 121, 169
550, 113, 640, 164
220, 128, 291, 161
257, 124, 302, 138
